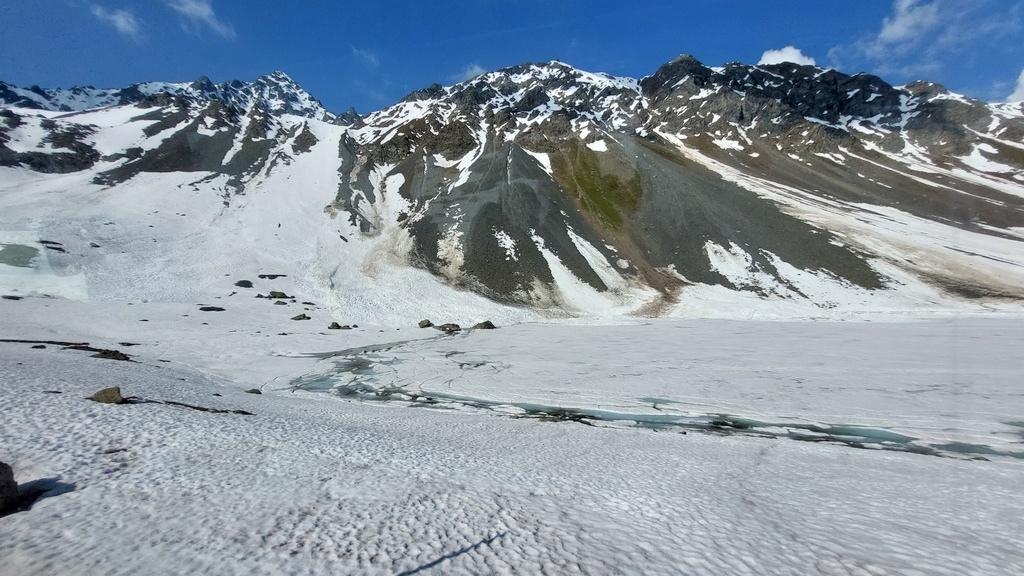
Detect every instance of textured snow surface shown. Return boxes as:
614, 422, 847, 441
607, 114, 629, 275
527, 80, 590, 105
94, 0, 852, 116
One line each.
2, 309, 1024, 575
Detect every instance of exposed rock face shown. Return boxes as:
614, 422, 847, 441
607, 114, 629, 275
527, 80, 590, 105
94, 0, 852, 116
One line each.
333, 56, 1024, 306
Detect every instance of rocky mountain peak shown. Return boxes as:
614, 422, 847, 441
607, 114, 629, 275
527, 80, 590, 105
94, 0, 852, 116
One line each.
0, 72, 334, 122
188, 76, 219, 98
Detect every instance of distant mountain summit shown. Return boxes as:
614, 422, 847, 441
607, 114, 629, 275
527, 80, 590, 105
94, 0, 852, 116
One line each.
0, 71, 333, 121
2, 55, 1023, 316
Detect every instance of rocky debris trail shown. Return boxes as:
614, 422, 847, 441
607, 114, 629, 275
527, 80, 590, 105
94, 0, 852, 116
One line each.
88, 385, 255, 415
0, 339, 133, 361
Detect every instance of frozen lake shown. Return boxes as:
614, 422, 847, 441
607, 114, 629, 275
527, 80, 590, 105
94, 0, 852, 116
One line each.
292, 317, 1024, 461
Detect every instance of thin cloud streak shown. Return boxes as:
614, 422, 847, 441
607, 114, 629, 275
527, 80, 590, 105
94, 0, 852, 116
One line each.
91, 5, 143, 41
875, 0, 939, 48
830, 0, 1023, 86
452, 63, 486, 82
352, 47, 380, 68
164, 0, 236, 39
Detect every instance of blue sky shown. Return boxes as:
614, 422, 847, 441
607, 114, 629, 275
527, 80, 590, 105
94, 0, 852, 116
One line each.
2, 1, 1024, 113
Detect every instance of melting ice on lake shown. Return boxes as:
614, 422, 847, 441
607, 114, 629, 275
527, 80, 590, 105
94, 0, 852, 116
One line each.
290, 317, 1024, 461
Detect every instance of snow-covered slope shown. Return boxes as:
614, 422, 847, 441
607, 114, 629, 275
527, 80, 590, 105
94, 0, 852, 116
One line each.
2, 313, 1024, 575
2, 57, 1023, 319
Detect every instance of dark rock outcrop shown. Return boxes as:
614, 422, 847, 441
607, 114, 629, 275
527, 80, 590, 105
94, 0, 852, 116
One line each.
91, 387, 125, 404
0, 461, 16, 516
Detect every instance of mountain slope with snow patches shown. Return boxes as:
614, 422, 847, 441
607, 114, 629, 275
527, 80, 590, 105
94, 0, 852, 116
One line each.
2, 56, 1024, 318
4, 58, 1024, 576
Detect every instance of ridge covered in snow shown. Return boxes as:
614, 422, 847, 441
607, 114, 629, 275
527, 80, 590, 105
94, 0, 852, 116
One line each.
0, 71, 333, 121
2, 55, 1023, 318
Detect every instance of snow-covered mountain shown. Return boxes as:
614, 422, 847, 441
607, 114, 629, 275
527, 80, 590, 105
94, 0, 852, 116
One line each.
0, 71, 333, 120
2, 56, 1023, 319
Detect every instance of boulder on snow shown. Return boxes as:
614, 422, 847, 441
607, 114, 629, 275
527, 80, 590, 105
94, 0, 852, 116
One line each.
473, 320, 497, 330
268, 291, 289, 299
418, 319, 434, 328
234, 280, 253, 288
291, 314, 310, 321
0, 461, 17, 516
434, 323, 461, 334
245, 388, 262, 395
91, 386, 125, 404
328, 322, 342, 329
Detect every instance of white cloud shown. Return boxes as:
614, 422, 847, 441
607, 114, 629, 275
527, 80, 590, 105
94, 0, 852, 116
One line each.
164, 0, 235, 39
352, 47, 379, 68
1009, 69, 1024, 101
875, 0, 940, 48
758, 46, 816, 66
91, 5, 142, 41
829, 0, 1023, 93
453, 63, 487, 82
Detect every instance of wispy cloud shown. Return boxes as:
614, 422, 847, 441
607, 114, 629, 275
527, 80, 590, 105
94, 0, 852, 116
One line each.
351, 47, 379, 68
873, 0, 940, 51
350, 79, 394, 108
1009, 69, 1024, 101
452, 63, 486, 83
91, 5, 142, 41
164, 0, 235, 39
758, 46, 815, 66
830, 0, 1023, 81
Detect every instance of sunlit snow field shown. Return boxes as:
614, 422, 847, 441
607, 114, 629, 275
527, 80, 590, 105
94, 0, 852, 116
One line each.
2, 293, 1024, 574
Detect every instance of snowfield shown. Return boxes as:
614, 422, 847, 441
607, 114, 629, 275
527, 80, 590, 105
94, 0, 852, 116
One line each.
2, 294, 1024, 575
